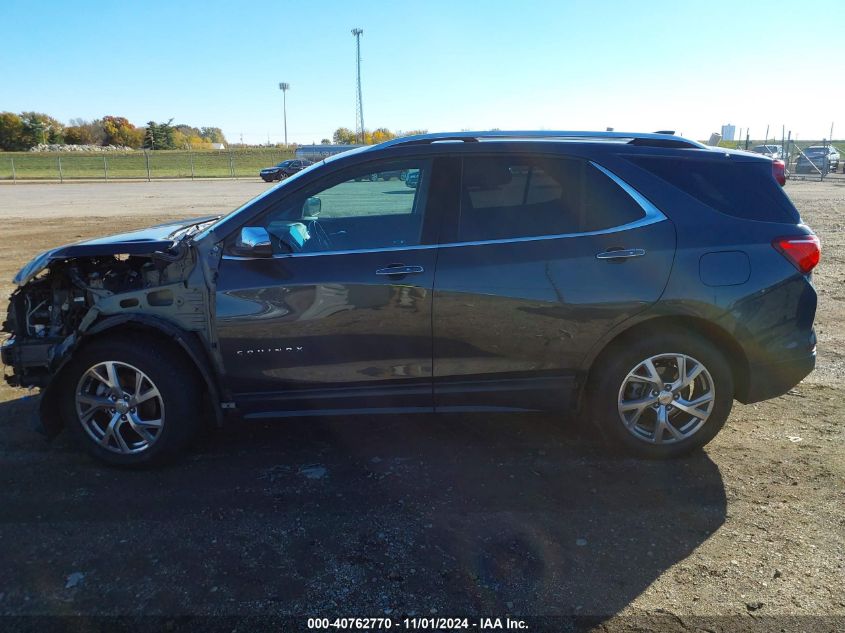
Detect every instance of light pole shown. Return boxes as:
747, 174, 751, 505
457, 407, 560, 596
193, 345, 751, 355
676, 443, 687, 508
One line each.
351, 28, 364, 143
278, 82, 290, 146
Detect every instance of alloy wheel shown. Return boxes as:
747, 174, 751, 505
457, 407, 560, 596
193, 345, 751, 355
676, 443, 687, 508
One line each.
617, 353, 715, 445
75, 361, 165, 454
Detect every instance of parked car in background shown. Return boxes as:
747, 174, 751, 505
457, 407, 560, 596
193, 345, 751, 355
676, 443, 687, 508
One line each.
2, 130, 819, 465
260, 159, 314, 182
750, 144, 783, 159
795, 146, 840, 174
352, 169, 408, 182
378, 169, 408, 181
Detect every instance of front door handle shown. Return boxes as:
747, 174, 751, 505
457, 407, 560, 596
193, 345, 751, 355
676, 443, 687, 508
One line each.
596, 248, 646, 260
375, 264, 425, 276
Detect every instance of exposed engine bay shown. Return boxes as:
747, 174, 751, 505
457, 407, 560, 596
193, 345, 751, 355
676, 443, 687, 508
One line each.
12, 257, 147, 340
2, 225, 212, 390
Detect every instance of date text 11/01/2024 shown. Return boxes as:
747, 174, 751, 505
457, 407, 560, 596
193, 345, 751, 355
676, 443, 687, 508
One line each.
307, 617, 529, 629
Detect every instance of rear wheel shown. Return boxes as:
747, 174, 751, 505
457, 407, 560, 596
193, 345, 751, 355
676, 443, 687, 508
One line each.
61, 335, 203, 466
587, 330, 734, 459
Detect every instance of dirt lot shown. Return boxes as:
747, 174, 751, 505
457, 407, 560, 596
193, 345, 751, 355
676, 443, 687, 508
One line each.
0, 180, 842, 632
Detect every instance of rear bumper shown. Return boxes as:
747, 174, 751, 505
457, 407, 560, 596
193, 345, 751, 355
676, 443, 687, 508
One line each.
738, 349, 815, 404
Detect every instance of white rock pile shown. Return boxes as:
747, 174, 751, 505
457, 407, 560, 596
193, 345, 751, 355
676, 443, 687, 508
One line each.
29, 144, 135, 152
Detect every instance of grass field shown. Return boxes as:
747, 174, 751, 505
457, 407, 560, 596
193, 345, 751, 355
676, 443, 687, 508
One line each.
0, 147, 295, 181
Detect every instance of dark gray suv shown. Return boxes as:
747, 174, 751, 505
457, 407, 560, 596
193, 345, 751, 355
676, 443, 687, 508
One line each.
795, 145, 840, 174
1, 131, 820, 465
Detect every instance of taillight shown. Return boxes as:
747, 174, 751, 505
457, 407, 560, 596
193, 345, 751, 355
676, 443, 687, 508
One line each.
773, 235, 821, 274
772, 159, 786, 186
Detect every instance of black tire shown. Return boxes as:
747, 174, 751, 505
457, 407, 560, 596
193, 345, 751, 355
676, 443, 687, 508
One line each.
59, 334, 203, 467
587, 329, 734, 459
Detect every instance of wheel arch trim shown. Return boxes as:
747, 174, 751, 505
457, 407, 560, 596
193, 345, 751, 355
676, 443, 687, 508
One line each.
579, 313, 751, 404
42, 314, 223, 436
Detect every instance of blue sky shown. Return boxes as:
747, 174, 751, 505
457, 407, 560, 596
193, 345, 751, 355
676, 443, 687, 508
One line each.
1, 0, 842, 144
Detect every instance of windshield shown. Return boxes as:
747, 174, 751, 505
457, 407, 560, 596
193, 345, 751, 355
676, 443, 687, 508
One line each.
804, 147, 827, 155
277, 160, 293, 167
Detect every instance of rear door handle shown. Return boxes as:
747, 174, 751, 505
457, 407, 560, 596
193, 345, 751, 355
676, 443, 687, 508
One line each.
596, 248, 646, 260
375, 264, 425, 276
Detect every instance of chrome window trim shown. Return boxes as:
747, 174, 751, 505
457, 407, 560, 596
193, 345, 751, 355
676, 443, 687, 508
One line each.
222, 162, 667, 261
589, 160, 665, 220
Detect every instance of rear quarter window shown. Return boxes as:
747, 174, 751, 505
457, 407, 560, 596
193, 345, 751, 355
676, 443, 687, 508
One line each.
626, 156, 800, 224
458, 156, 646, 241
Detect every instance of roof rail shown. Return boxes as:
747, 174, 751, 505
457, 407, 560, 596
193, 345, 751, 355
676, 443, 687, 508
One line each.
373, 130, 705, 150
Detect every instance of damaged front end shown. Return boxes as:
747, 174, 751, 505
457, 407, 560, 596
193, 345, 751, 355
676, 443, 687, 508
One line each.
1, 218, 218, 395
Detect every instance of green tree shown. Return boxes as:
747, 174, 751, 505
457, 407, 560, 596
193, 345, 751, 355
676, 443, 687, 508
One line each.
332, 127, 357, 144
199, 127, 226, 144
0, 112, 26, 151
20, 112, 64, 146
143, 119, 175, 150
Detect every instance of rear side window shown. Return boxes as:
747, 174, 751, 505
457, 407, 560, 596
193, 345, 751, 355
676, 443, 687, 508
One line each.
626, 156, 799, 223
458, 156, 645, 241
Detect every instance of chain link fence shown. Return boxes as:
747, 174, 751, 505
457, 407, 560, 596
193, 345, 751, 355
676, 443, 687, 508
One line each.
783, 141, 844, 182
0, 148, 296, 182
723, 139, 844, 182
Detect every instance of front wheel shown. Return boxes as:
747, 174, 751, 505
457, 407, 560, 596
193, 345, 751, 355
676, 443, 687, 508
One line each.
587, 330, 734, 459
60, 335, 203, 466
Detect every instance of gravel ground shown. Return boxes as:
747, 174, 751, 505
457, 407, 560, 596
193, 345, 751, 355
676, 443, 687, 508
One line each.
0, 179, 842, 632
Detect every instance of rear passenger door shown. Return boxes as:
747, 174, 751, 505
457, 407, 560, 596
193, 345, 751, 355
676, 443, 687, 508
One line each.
432, 153, 676, 411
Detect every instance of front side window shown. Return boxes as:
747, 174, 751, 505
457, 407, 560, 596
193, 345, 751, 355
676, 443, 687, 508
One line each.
257, 160, 429, 254
458, 155, 645, 242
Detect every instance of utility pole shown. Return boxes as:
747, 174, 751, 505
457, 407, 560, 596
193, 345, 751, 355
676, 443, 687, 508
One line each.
279, 82, 290, 146
351, 28, 365, 144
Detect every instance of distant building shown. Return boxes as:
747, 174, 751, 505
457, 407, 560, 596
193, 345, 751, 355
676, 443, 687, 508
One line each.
720, 124, 736, 141
210, 143, 226, 150
295, 144, 362, 161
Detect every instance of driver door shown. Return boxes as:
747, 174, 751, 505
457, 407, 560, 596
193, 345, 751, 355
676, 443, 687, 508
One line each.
215, 158, 437, 416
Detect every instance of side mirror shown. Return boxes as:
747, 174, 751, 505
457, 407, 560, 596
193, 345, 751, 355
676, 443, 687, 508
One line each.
302, 196, 321, 218
234, 226, 273, 257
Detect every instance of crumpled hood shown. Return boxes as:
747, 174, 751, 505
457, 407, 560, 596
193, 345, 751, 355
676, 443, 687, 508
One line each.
13, 216, 218, 286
